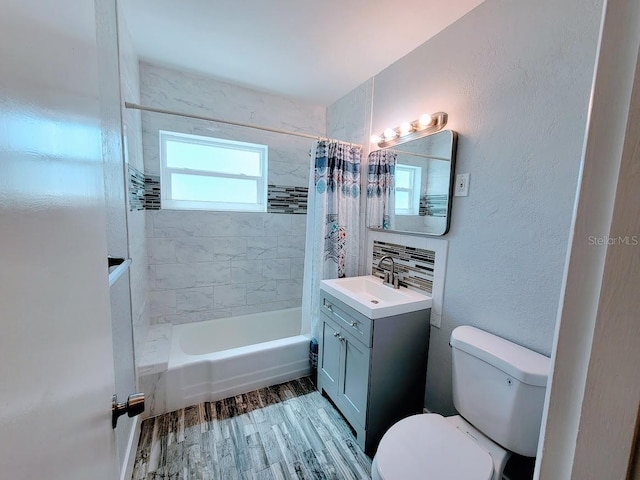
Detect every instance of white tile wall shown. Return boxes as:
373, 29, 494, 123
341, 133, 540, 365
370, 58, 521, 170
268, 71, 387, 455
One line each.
146, 210, 308, 325
139, 63, 325, 327
119, 15, 150, 371
139, 62, 324, 188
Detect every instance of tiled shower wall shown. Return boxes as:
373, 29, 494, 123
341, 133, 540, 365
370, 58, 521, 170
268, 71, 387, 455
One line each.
146, 210, 306, 324
119, 16, 150, 363
139, 63, 325, 326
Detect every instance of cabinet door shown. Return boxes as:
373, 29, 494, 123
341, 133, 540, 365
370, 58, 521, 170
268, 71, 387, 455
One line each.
339, 336, 371, 427
319, 320, 342, 398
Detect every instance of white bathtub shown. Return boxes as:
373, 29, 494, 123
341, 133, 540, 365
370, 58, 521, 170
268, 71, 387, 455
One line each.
164, 307, 310, 413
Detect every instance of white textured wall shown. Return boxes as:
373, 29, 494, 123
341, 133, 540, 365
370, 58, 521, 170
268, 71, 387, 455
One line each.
536, 1, 640, 477
139, 64, 326, 325
328, 0, 603, 414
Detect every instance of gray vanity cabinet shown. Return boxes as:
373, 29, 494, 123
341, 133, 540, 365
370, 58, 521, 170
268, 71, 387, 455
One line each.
317, 290, 431, 454
320, 317, 371, 426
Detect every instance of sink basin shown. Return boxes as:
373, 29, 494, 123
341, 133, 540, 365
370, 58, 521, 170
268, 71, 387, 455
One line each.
320, 275, 432, 319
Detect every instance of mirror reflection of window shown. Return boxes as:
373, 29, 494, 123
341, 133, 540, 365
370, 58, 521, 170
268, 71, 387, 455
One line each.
395, 164, 422, 216
365, 130, 457, 236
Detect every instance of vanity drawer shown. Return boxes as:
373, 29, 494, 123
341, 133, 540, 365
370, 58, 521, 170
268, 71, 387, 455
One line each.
320, 291, 373, 347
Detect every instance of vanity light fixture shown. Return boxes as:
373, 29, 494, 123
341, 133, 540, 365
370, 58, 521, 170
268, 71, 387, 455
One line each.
371, 111, 448, 148
383, 128, 397, 141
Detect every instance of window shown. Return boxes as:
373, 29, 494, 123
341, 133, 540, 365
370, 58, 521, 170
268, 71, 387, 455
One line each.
160, 131, 268, 212
395, 164, 422, 216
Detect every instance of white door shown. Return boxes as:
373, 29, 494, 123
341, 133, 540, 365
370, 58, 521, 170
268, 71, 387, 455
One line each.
0, 0, 120, 478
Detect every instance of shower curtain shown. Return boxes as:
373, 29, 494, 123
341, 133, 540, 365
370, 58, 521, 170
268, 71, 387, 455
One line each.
366, 149, 397, 230
302, 140, 362, 339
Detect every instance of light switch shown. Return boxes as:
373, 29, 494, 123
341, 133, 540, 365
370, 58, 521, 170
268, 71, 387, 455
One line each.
455, 173, 470, 197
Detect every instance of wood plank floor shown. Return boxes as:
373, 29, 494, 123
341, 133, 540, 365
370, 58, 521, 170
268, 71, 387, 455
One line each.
131, 377, 372, 480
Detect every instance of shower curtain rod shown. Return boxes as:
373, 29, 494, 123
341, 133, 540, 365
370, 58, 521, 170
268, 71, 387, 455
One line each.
124, 101, 359, 146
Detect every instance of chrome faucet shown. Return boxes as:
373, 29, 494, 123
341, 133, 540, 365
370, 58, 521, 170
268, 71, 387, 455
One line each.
377, 255, 399, 289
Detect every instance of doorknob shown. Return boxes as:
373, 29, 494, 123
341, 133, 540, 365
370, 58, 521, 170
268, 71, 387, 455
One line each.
112, 393, 145, 428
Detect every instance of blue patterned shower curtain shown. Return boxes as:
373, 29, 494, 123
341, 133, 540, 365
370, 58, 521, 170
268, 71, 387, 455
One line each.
366, 149, 396, 230
302, 140, 362, 338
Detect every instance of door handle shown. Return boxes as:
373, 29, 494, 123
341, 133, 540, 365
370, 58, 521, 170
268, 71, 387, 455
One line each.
112, 393, 145, 428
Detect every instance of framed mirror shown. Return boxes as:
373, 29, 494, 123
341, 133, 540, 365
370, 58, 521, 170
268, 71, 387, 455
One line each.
366, 129, 458, 236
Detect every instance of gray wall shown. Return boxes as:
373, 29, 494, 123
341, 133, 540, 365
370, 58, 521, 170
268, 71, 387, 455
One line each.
327, 0, 603, 414
139, 63, 326, 325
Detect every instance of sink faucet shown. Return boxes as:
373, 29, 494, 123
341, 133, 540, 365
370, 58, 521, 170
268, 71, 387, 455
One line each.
377, 255, 399, 289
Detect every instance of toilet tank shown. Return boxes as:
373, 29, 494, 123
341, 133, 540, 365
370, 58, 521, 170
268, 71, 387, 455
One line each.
450, 326, 550, 457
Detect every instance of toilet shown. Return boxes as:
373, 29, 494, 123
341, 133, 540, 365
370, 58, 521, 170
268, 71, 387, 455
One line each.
372, 325, 550, 480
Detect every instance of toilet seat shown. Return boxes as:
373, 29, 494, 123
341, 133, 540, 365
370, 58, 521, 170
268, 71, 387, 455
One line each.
373, 414, 494, 480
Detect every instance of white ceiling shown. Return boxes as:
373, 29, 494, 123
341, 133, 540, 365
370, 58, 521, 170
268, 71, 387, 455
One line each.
120, 0, 485, 106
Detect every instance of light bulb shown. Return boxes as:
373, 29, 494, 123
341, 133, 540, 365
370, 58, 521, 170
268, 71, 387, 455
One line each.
399, 122, 413, 136
383, 128, 397, 140
418, 114, 432, 127
370, 134, 381, 144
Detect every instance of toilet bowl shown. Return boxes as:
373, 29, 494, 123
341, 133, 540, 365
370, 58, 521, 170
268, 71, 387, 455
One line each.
372, 326, 550, 480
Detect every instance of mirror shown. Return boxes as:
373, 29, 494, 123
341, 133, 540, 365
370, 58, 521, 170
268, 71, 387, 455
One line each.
366, 129, 457, 236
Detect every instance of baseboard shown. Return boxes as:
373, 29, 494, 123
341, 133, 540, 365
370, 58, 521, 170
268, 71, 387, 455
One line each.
121, 415, 141, 480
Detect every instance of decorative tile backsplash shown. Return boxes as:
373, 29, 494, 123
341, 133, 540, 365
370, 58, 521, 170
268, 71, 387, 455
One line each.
268, 185, 308, 214
371, 241, 434, 293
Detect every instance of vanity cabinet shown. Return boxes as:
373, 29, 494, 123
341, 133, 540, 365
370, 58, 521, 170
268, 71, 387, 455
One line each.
317, 290, 431, 454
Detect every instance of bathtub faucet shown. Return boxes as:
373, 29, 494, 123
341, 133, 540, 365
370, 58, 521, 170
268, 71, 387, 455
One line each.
378, 255, 399, 289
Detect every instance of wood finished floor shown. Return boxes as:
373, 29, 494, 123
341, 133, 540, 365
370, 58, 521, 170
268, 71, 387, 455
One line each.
131, 377, 372, 480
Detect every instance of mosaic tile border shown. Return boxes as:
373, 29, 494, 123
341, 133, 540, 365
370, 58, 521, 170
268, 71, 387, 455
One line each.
267, 185, 308, 214
420, 194, 448, 217
131, 175, 308, 214
128, 165, 146, 212
371, 240, 434, 293
144, 174, 161, 210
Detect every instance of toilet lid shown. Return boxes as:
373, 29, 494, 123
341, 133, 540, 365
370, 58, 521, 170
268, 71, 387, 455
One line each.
375, 414, 494, 480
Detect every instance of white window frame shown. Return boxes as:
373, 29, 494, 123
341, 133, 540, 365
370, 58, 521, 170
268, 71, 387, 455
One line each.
159, 130, 268, 212
395, 163, 422, 216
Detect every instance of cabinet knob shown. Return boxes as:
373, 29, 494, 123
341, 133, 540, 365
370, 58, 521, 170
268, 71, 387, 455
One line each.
350, 321, 358, 328
327, 304, 333, 312
333, 331, 340, 337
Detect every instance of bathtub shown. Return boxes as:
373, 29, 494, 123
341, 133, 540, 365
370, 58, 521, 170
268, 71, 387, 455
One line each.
164, 307, 310, 413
